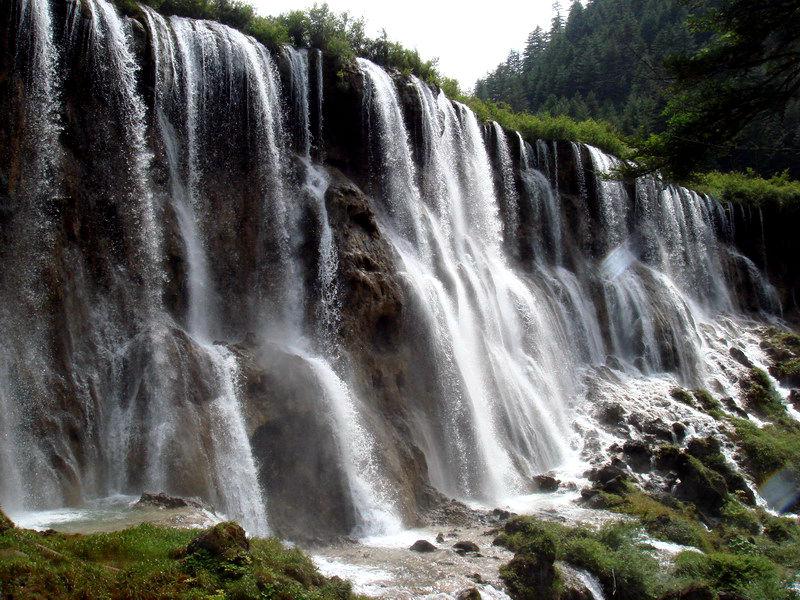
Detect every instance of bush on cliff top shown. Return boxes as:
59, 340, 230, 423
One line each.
692, 170, 800, 207
0, 520, 362, 599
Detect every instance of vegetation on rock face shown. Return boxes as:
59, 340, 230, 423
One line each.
0, 519, 363, 599
691, 171, 800, 207
111, 0, 457, 90
459, 95, 633, 160
496, 492, 800, 600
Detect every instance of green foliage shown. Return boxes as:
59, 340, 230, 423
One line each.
460, 96, 632, 159
0, 523, 363, 600
497, 518, 664, 600
689, 388, 725, 419
475, 0, 800, 183
674, 551, 785, 599
692, 170, 800, 206
730, 417, 800, 484
656, 0, 800, 179
742, 368, 787, 420
670, 387, 695, 407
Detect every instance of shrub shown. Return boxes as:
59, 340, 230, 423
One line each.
692, 170, 800, 207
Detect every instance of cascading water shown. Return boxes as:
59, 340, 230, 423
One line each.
363, 62, 574, 502
0, 0, 790, 549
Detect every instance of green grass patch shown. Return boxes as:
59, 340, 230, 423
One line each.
0, 521, 363, 600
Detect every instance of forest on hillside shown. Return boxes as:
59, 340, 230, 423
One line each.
475, 0, 800, 180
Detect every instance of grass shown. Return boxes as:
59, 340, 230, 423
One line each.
0, 520, 363, 600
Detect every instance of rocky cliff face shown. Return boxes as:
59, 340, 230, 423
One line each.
1, 0, 797, 541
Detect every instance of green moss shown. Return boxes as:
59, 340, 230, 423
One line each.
692, 389, 723, 415
774, 359, 800, 381
0, 523, 364, 600
671, 387, 696, 407
730, 417, 800, 483
742, 368, 787, 421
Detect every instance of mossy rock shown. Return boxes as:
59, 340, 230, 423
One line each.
500, 551, 559, 600
656, 445, 728, 514
742, 368, 786, 420
185, 521, 250, 562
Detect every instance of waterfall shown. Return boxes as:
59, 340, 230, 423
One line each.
0, 0, 63, 512
363, 60, 573, 501
144, 8, 269, 533
0, 0, 787, 540
283, 46, 312, 157
491, 122, 520, 251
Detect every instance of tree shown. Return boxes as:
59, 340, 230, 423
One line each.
551, 1, 564, 33
654, 0, 800, 178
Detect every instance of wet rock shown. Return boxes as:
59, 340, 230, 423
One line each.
672, 422, 688, 441
686, 437, 755, 505
186, 522, 250, 562
491, 508, 513, 521
721, 397, 749, 418
622, 440, 652, 472
455, 588, 481, 600
656, 445, 728, 514
790, 389, 800, 409
453, 540, 480, 553
0, 506, 13, 532
729, 346, 754, 368
598, 403, 625, 426
436, 532, 445, 543
134, 492, 204, 510
557, 563, 596, 600
409, 539, 437, 553
500, 550, 558, 599
467, 573, 486, 584
533, 474, 561, 492
587, 459, 627, 485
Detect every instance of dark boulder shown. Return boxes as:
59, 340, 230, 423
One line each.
409, 539, 437, 553
622, 440, 652, 472
453, 540, 480, 553
186, 522, 250, 562
790, 389, 800, 409
686, 437, 755, 505
598, 403, 625, 426
134, 492, 204, 510
729, 347, 753, 368
533, 474, 561, 492
500, 552, 558, 599
672, 422, 688, 441
456, 588, 481, 600
656, 445, 728, 514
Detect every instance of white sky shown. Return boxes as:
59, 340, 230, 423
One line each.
248, 0, 556, 92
